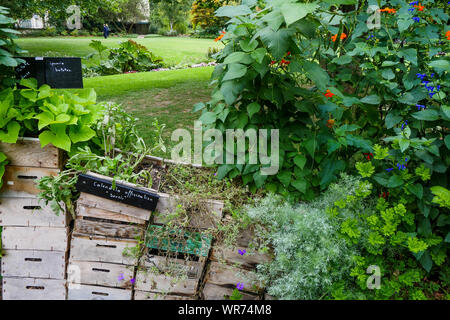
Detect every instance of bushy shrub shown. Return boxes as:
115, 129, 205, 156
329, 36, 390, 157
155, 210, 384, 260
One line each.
84, 40, 164, 76
247, 175, 362, 299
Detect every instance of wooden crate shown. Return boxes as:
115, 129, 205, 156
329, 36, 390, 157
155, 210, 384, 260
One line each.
210, 246, 271, 270
205, 262, 262, 295
0, 138, 62, 169
0, 197, 69, 227
77, 193, 151, 224
70, 235, 138, 266
0, 166, 60, 197
1, 226, 68, 252
67, 261, 134, 289
73, 217, 145, 240
68, 284, 132, 300
154, 193, 224, 229
202, 283, 259, 300
1, 250, 66, 279
2, 277, 66, 300
134, 290, 196, 300
135, 255, 206, 296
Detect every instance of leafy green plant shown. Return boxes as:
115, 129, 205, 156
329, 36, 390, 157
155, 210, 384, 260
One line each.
0, 79, 104, 152
197, 0, 448, 203
0, 5, 26, 88
85, 40, 164, 76
0, 151, 8, 189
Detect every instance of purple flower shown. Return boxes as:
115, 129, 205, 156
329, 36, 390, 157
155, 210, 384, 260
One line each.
422, 80, 430, 85
118, 273, 125, 281
401, 120, 408, 130
437, 85, 441, 91
430, 73, 435, 78
416, 104, 426, 110
412, 17, 420, 22
408, 8, 415, 12
130, 278, 136, 284
236, 283, 244, 291
386, 168, 394, 172
238, 249, 246, 256
409, 1, 419, 5
429, 92, 436, 98
366, 35, 375, 40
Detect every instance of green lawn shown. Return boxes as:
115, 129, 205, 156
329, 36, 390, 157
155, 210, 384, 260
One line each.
16, 36, 222, 66
83, 67, 214, 158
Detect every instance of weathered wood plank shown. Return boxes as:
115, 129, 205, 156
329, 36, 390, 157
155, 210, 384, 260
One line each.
77, 193, 151, 223
140, 255, 205, 280
1, 250, 66, 279
210, 246, 271, 270
0, 138, 62, 169
135, 271, 199, 296
73, 218, 144, 240
206, 262, 261, 294
0, 166, 60, 197
68, 284, 132, 300
202, 283, 259, 300
1, 226, 68, 252
2, 277, 66, 300
68, 261, 134, 289
77, 203, 146, 224
154, 193, 224, 229
69, 235, 138, 266
0, 197, 68, 227
134, 290, 195, 300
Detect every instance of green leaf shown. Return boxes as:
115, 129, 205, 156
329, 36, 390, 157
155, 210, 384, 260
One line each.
407, 184, 423, 199
223, 63, 247, 81
199, 112, 217, 125
429, 60, 450, 72
253, 170, 267, 188
277, 171, 291, 187
280, 2, 318, 26
302, 61, 329, 92
291, 179, 307, 193
355, 161, 375, 178
216, 5, 252, 17
247, 102, 260, 119
224, 52, 253, 64
239, 39, 259, 52
387, 175, 403, 188
331, 55, 352, 65
412, 109, 439, 121
385, 113, 402, 129
35, 112, 55, 130
192, 102, 206, 112
39, 128, 71, 152
419, 251, 432, 272
381, 68, 395, 80
399, 139, 410, 152
444, 135, 450, 150
0, 120, 20, 143
251, 48, 267, 63
399, 48, 417, 66
293, 154, 307, 169
69, 125, 96, 144
259, 27, 292, 60
19, 78, 37, 90
360, 95, 380, 105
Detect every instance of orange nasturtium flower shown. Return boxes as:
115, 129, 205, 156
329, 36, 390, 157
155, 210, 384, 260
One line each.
326, 119, 335, 129
379, 7, 397, 14
214, 31, 226, 42
414, 3, 424, 11
446, 30, 450, 40
331, 32, 347, 42
324, 89, 335, 98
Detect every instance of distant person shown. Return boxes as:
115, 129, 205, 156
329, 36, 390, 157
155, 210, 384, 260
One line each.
103, 24, 110, 39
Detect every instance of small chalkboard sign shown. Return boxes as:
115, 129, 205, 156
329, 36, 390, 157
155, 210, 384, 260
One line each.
76, 174, 159, 211
15, 57, 83, 89
45, 57, 83, 89
15, 57, 46, 87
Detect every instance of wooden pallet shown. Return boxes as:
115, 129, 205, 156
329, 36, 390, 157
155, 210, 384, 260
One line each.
135, 254, 206, 296
154, 193, 224, 229
205, 262, 262, 295
68, 284, 132, 300
0, 166, 60, 197
134, 290, 196, 300
67, 261, 134, 289
2, 277, 66, 300
70, 235, 138, 266
202, 283, 259, 300
210, 246, 271, 270
0, 138, 62, 169
73, 217, 145, 240
0, 197, 69, 227
1, 250, 66, 279
1, 226, 68, 252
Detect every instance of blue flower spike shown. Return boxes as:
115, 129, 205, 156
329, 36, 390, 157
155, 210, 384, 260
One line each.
412, 17, 420, 22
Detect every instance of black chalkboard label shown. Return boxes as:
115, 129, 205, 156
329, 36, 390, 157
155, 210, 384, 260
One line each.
15, 57, 46, 88
15, 57, 83, 89
45, 57, 83, 89
76, 174, 159, 211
